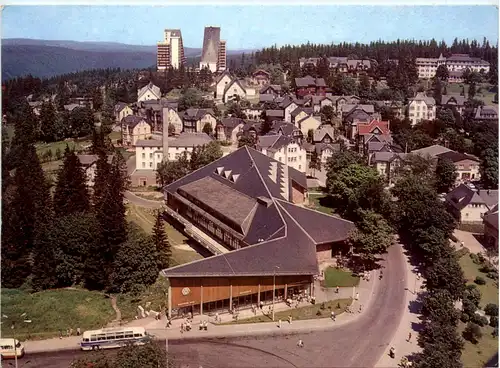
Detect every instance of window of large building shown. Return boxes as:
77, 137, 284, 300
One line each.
142, 162, 145, 168
142, 153, 145, 159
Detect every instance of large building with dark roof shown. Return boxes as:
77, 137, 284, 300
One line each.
161, 146, 354, 318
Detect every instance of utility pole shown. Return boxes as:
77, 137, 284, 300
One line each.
272, 266, 280, 322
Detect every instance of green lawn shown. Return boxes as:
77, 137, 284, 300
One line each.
323, 267, 360, 288
459, 322, 498, 368
126, 204, 203, 266
36, 139, 91, 157
307, 194, 337, 215
1, 288, 115, 340
446, 83, 497, 105
458, 253, 499, 307
223, 298, 352, 324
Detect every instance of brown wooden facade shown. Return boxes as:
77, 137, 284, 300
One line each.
168, 275, 313, 318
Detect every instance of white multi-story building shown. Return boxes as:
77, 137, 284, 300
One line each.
134, 132, 213, 170
416, 53, 490, 79
157, 29, 186, 70
256, 135, 307, 173
407, 93, 436, 126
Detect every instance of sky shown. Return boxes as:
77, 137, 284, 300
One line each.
2, 5, 498, 50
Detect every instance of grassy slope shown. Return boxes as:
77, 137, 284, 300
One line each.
458, 252, 499, 367
323, 267, 360, 288
1, 289, 115, 340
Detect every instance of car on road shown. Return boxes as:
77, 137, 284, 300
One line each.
0, 338, 25, 360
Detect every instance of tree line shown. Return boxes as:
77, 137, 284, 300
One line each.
1, 114, 172, 294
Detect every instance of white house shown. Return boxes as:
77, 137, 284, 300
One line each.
315, 143, 341, 164
134, 132, 214, 170
407, 92, 436, 126
137, 82, 161, 103
223, 79, 247, 103
182, 108, 217, 133
297, 115, 322, 136
115, 103, 133, 123
163, 107, 183, 135
446, 184, 498, 224
283, 101, 299, 123
256, 135, 307, 173
215, 71, 233, 101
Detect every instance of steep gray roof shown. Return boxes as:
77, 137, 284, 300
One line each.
183, 108, 215, 121
135, 132, 213, 148
372, 152, 407, 163
446, 184, 498, 211
437, 151, 480, 163
411, 144, 452, 158
220, 117, 244, 129
295, 76, 326, 88
161, 146, 353, 278
122, 115, 148, 128
483, 204, 499, 230
441, 94, 466, 106
313, 125, 335, 143
137, 82, 161, 101
409, 92, 435, 106
265, 109, 285, 118
315, 143, 341, 155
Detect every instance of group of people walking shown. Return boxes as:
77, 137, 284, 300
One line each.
59, 327, 81, 339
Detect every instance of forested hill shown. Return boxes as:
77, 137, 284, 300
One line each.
2, 45, 157, 80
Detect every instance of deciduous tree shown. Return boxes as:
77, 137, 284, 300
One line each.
435, 157, 458, 193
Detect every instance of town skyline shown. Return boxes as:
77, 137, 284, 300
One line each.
3, 5, 498, 50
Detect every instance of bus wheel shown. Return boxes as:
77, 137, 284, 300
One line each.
92, 345, 100, 351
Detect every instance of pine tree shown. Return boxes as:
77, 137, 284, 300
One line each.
39, 102, 59, 142
93, 150, 112, 209
152, 210, 171, 269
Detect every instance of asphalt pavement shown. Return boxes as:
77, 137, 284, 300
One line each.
21, 244, 406, 368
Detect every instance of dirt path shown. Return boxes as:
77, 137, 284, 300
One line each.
108, 295, 122, 325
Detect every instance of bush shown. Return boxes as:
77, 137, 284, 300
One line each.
477, 253, 486, 264
463, 299, 478, 317
493, 328, 499, 337
460, 313, 470, 323
471, 314, 489, 327
480, 264, 496, 273
484, 303, 499, 317
456, 247, 469, 258
487, 271, 499, 280
463, 322, 483, 344
490, 316, 498, 328
474, 276, 486, 285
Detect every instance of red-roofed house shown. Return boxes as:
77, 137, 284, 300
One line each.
350, 119, 390, 140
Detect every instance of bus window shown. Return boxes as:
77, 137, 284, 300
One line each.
106, 334, 115, 340
83, 338, 89, 342
133, 333, 142, 337
115, 333, 124, 339
90, 336, 97, 341
124, 332, 133, 338
97, 334, 106, 341
1, 345, 13, 349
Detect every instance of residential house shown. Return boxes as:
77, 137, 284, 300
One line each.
446, 184, 498, 224
436, 151, 481, 182
239, 120, 262, 140
223, 78, 247, 103
332, 95, 361, 115
216, 117, 245, 143
115, 102, 134, 123
77, 154, 114, 187
347, 111, 386, 139
410, 144, 453, 158
243, 105, 263, 120
308, 96, 335, 114
250, 69, 271, 86
163, 107, 183, 135
121, 115, 152, 146
371, 152, 407, 183
291, 107, 314, 127
314, 143, 341, 164
182, 108, 217, 133
297, 115, 322, 136
313, 124, 335, 144
441, 94, 466, 115
294, 76, 327, 98
134, 132, 213, 172
256, 135, 307, 173
264, 109, 285, 123
473, 105, 498, 121
137, 82, 161, 102
215, 71, 233, 101
283, 100, 299, 123
483, 204, 498, 248
260, 84, 282, 96
407, 93, 436, 126
373, 100, 405, 119
259, 94, 278, 104
273, 122, 304, 142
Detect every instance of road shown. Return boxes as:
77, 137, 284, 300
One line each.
20, 244, 406, 368
125, 190, 163, 209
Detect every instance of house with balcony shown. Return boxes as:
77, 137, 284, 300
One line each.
436, 151, 481, 183
294, 76, 327, 98
256, 135, 307, 173
445, 184, 498, 224
182, 108, 217, 133
121, 115, 152, 146
371, 152, 407, 184
407, 93, 436, 126
250, 69, 271, 86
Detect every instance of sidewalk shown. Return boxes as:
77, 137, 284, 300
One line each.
25, 271, 378, 354
375, 245, 423, 367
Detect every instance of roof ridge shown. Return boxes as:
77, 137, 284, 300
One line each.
275, 200, 317, 244
222, 255, 236, 275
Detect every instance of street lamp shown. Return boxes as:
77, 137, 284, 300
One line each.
272, 266, 280, 322
2, 313, 31, 368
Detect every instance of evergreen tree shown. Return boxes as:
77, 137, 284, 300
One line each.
53, 146, 90, 217
93, 151, 112, 208
468, 82, 477, 99
152, 210, 171, 269
39, 101, 60, 142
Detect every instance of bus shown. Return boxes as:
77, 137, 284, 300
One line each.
0, 338, 25, 360
80, 327, 150, 351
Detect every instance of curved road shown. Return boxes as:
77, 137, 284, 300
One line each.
20, 244, 406, 368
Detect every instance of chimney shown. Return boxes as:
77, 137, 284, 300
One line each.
162, 107, 169, 162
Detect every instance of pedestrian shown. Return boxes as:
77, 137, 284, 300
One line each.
355, 292, 359, 300
69, 328, 73, 336
59, 330, 63, 339
278, 319, 281, 328
76, 327, 81, 336
288, 315, 292, 324
335, 286, 339, 294
66, 328, 70, 337
407, 332, 412, 342
359, 304, 363, 313
297, 339, 304, 348
181, 323, 184, 332
389, 347, 395, 359
260, 301, 264, 309
331, 311, 336, 321
215, 312, 219, 323
416, 273, 421, 281
199, 321, 203, 331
